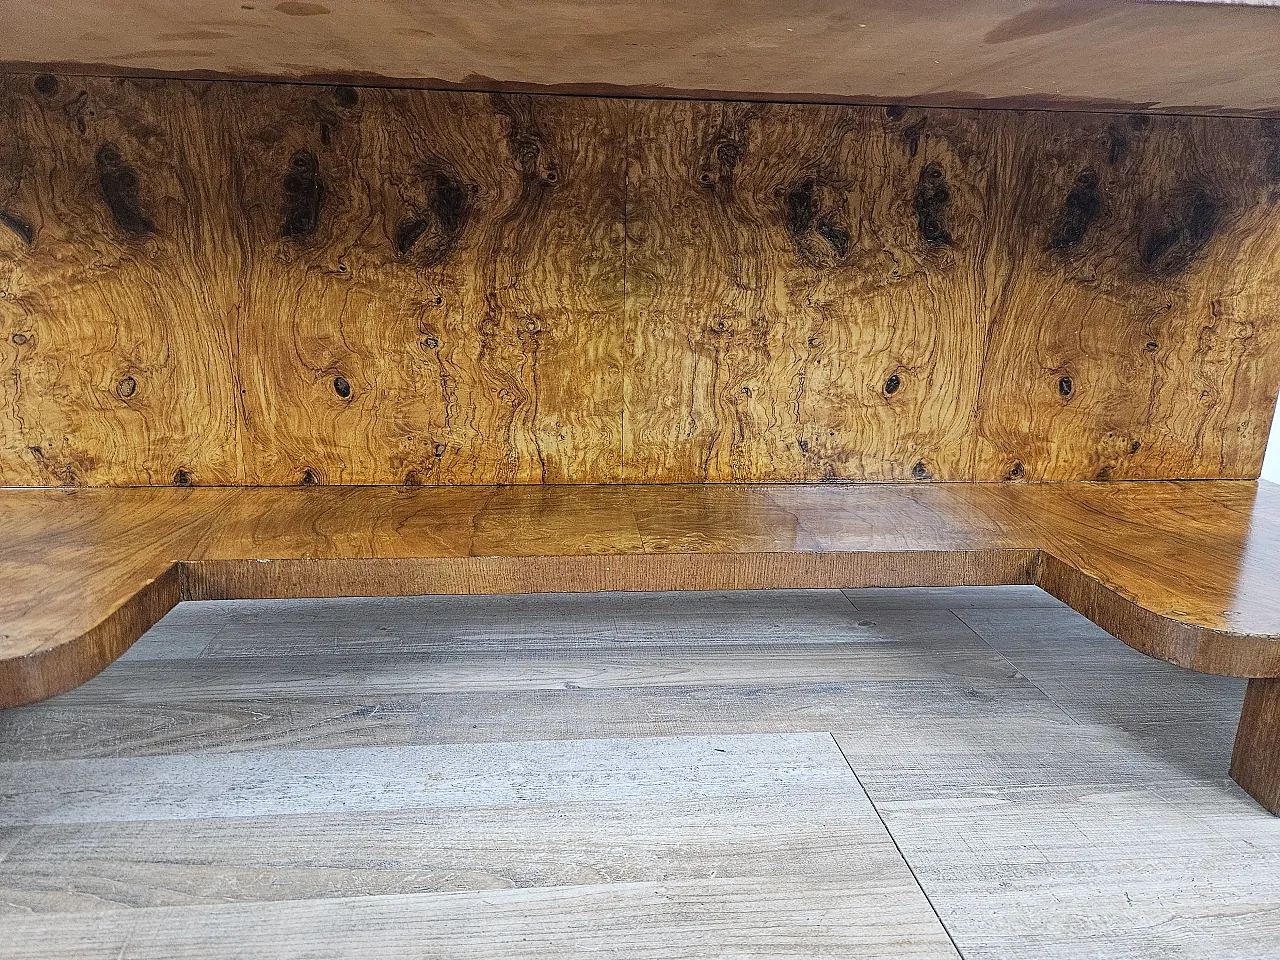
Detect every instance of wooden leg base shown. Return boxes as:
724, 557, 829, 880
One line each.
1232, 678, 1280, 815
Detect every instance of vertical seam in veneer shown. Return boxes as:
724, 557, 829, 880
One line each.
620, 99, 630, 481
830, 734, 968, 959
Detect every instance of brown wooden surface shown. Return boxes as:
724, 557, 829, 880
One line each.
5, 75, 1280, 485
975, 111, 1280, 482
2, 480, 1279, 711
1232, 677, 1280, 815
0, 79, 243, 484
228, 87, 628, 485
8, 2, 1280, 117
624, 101, 993, 482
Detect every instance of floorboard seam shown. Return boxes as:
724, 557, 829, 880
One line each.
829, 732, 967, 960
947, 608, 1085, 726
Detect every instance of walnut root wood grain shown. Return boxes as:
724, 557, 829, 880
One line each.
4, 76, 1280, 485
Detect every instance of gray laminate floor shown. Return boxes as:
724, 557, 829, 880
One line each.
1, 587, 1277, 958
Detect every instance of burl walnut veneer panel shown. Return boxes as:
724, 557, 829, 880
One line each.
0, 77, 626, 485
227, 86, 628, 485
3, 75, 1280, 485
624, 100, 993, 482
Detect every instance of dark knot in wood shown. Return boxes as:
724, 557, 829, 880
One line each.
95, 144, 155, 236
1048, 168, 1101, 251
784, 179, 851, 266
395, 171, 470, 265
1139, 185, 1220, 276
281, 149, 324, 240
914, 163, 952, 246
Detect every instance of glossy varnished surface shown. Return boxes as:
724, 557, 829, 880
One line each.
2, 481, 1279, 708
5, 77, 1280, 485
9, 1, 1280, 116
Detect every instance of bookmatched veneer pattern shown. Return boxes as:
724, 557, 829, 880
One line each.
3, 72, 1280, 816
5, 76, 1280, 485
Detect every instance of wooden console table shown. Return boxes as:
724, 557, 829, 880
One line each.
3, 9, 1280, 814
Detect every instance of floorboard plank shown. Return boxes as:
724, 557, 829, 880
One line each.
866, 783, 1280, 960
832, 599, 1278, 960
841, 586, 1067, 611
0, 729, 961, 958
0, 733, 854, 826
0, 679, 1067, 761
955, 606, 1248, 723
2, 587, 1273, 958
0, 877, 962, 959
1, 597, 1063, 759
0, 790, 893, 913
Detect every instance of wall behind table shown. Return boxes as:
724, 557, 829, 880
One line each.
3, 76, 1280, 486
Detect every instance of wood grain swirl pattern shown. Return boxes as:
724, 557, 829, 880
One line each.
624, 102, 993, 481
0, 76, 243, 485
974, 112, 1280, 481
3, 75, 1280, 485
229, 86, 626, 485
